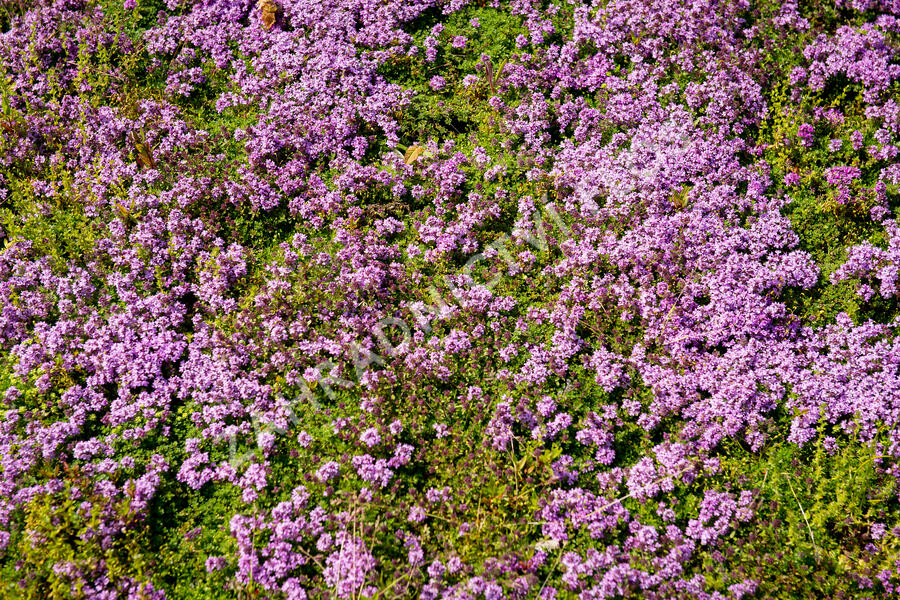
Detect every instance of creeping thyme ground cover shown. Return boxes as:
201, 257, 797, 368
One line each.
3, 0, 900, 597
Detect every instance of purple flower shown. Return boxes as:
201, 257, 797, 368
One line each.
316, 461, 341, 482
486, 402, 514, 450
427, 560, 445, 579
297, 431, 313, 448
352, 454, 393, 487
824, 165, 861, 204
797, 123, 815, 147
359, 427, 381, 448
783, 172, 801, 187
205, 556, 227, 572
408, 506, 427, 523
537, 396, 556, 417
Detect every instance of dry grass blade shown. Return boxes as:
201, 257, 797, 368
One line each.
486, 58, 506, 96
782, 472, 820, 563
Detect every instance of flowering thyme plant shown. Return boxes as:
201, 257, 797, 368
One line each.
1, 0, 900, 598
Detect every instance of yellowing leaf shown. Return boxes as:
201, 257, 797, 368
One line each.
404, 145, 425, 165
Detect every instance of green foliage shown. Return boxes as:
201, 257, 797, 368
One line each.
714, 431, 900, 598
2, 470, 156, 600
757, 72, 900, 326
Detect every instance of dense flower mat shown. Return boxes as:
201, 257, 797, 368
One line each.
2, 0, 900, 597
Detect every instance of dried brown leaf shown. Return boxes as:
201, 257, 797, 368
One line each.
258, 0, 279, 29
130, 131, 156, 170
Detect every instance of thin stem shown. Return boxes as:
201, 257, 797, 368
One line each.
781, 472, 820, 563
